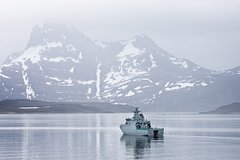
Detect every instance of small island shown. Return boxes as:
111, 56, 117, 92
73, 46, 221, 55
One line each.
0, 99, 134, 114
200, 102, 240, 114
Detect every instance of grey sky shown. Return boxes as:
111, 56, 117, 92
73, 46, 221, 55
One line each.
0, 0, 240, 71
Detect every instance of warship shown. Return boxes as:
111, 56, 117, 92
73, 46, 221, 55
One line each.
120, 108, 164, 137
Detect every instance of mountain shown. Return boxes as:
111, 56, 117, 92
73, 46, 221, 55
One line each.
0, 23, 240, 112
0, 99, 134, 113
200, 102, 240, 114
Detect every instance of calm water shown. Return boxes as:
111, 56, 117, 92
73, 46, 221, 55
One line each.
0, 113, 240, 160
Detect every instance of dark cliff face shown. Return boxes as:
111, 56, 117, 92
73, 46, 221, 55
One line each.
0, 23, 240, 112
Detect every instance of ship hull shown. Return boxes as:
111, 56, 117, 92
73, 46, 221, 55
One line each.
120, 124, 164, 137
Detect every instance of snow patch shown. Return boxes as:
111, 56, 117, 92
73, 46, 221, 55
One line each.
77, 80, 95, 85
96, 63, 102, 100
136, 90, 143, 93
125, 90, 135, 97
165, 82, 170, 87
0, 73, 11, 79
1, 63, 14, 68
62, 77, 74, 86
104, 40, 148, 87
69, 67, 74, 73
134, 86, 141, 90
45, 57, 65, 62
103, 92, 113, 99
116, 40, 143, 62
158, 90, 163, 95
119, 85, 128, 90
201, 82, 208, 86
1, 81, 8, 91
12, 41, 62, 65
169, 57, 189, 68
21, 63, 35, 99
87, 88, 92, 95
117, 93, 123, 97
14, 46, 42, 64
46, 57, 80, 63
149, 54, 157, 68
39, 65, 43, 71
104, 66, 147, 87
46, 76, 61, 82
46, 82, 52, 85
79, 52, 83, 59
165, 82, 195, 91
66, 77, 73, 84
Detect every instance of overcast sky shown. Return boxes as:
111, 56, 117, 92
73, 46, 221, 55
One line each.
0, 0, 240, 71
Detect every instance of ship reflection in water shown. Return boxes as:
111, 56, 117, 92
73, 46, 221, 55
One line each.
120, 135, 164, 159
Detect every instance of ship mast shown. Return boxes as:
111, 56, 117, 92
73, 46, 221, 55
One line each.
133, 107, 141, 120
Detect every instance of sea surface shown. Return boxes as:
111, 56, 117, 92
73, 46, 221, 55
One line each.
0, 113, 240, 160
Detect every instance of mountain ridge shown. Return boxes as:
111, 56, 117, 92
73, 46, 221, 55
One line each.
0, 23, 239, 112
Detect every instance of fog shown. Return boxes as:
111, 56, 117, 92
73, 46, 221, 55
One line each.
0, 0, 240, 70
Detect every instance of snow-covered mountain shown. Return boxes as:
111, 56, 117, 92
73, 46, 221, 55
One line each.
0, 23, 239, 111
